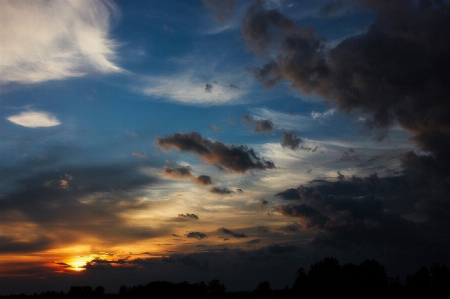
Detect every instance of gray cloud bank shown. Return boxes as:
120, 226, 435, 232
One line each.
0, 161, 163, 254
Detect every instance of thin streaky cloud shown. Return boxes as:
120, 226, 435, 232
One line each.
140, 73, 248, 105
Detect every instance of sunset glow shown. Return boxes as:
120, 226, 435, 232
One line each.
1, 0, 450, 295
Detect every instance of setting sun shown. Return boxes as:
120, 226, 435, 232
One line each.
66, 258, 89, 272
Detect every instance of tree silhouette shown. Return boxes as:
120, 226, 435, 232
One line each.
208, 279, 226, 294
254, 281, 271, 298
407, 266, 431, 298
3, 257, 450, 299
92, 286, 104, 297
118, 285, 128, 297
430, 263, 450, 298
307, 257, 342, 297
292, 267, 309, 296
358, 259, 387, 298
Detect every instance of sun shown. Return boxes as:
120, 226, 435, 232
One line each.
67, 259, 87, 272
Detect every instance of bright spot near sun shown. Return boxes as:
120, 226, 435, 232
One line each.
68, 259, 87, 271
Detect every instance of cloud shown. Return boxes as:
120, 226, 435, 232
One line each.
132, 151, 148, 159
267, 244, 297, 254
246, 239, 261, 244
243, 114, 274, 133
178, 213, 199, 220
273, 173, 442, 249
275, 188, 300, 200
156, 132, 275, 173
336, 148, 362, 162
6, 111, 61, 128
242, 0, 450, 183
319, 0, 351, 18
195, 175, 213, 186
311, 109, 335, 120
0, 161, 164, 252
260, 199, 268, 208
186, 232, 208, 239
203, 0, 236, 22
140, 74, 248, 105
280, 131, 302, 150
280, 223, 302, 233
207, 125, 221, 133
163, 166, 193, 179
162, 166, 213, 186
210, 187, 233, 194
217, 227, 248, 239
0, 0, 122, 84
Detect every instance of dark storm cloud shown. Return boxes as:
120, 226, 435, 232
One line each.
179, 255, 210, 270
217, 227, 248, 239
178, 213, 199, 220
274, 173, 450, 251
244, 0, 450, 164
210, 187, 233, 194
186, 232, 208, 239
280, 223, 302, 233
156, 132, 275, 173
275, 188, 300, 200
203, 0, 236, 22
277, 203, 329, 230
243, 114, 274, 133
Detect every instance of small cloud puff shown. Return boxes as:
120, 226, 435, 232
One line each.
7, 111, 61, 128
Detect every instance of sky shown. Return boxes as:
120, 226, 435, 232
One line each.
1, 0, 450, 294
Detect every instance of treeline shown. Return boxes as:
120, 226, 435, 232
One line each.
2, 257, 449, 298
291, 257, 450, 299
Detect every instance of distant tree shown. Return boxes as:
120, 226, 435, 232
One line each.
254, 281, 271, 298
67, 286, 82, 297
308, 257, 342, 297
341, 263, 360, 298
292, 267, 309, 296
208, 279, 226, 294
81, 286, 92, 298
358, 259, 388, 298
118, 285, 128, 297
430, 263, 450, 298
407, 266, 431, 298
387, 275, 404, 299
92, 286, 104, 297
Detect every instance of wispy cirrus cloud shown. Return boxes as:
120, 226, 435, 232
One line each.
311, 108, 335, 120
6, 111, 61, 128
0, 0, 122, 84
140, 73, 248, 105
